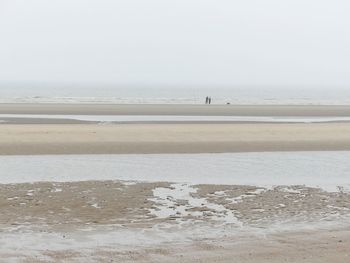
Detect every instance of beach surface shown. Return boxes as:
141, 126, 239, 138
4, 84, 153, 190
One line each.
0, 104, 350, 262
1, 179, 349, 262
2, 103, 350, 116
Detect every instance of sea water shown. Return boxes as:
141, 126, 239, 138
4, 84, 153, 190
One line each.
1, 85, 350, 105
0, 152, 349, 192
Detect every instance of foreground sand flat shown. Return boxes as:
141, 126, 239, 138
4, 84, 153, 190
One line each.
1, 180, 349, 262
1, 123, 350, 154
3, 181, 349, 229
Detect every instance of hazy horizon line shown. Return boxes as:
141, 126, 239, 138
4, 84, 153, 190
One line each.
1, 82, 349, 90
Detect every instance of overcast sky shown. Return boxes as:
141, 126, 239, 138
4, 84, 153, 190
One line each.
1, 0, 350, 88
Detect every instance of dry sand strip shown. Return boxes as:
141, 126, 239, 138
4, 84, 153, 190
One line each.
1, 123, 350, 154
2, 103, 350, 116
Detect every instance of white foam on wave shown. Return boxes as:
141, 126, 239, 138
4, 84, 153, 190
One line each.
3, 96, 350, 105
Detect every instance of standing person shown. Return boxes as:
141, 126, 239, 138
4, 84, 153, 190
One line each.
208, 97, 212, 105
205, 96, 209, 104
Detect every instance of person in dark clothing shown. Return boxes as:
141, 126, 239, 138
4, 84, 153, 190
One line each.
208, 97, 212, 104
205, 96, 209, 104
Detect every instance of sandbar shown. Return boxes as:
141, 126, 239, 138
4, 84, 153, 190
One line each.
1, 123, 350, 154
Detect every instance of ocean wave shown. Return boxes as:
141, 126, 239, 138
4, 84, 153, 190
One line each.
2, 96, 350, 105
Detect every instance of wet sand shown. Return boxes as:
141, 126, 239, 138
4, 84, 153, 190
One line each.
120, 230, 350, 263
2, 103, 350, 116
1, 180, 349, 262
22, 230, 350, 263
3, 181, 349, 230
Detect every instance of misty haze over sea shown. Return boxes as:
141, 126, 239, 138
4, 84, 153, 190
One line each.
0, 84, 350, 105
2, 2, 350, 105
